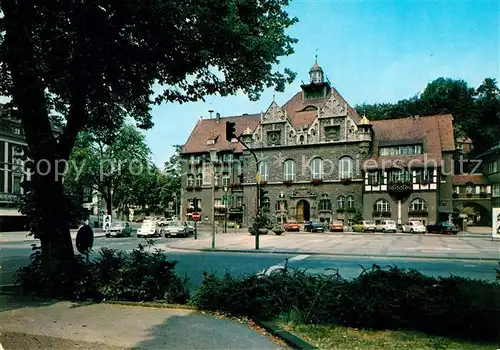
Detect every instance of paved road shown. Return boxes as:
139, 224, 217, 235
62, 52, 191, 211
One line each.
1, 235, 498, 288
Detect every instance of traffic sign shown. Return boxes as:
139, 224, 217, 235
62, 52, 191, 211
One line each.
76, 224, 94, 255
192, 212, 201, 221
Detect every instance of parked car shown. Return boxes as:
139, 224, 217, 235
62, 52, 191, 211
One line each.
226, 221, 237, 228
426, 221, 459, 235
137, 220, 161, 238
401, 220, 427, 233
283, 220, 301, 232
163, 220, 189, 238
352, 220, 376, 233
329, 220, 344, 232
185, 221, 195, 235
375, 219, 397, 233
105, 222, 133, 238
304, 221, 325, 232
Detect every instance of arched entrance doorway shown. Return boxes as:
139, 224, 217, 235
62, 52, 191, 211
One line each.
296, 200, 310, 222
454, 202, 491, 226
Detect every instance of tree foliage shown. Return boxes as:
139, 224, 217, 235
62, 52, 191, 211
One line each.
0, 0, 298, 275
65, 124, 152, 214
355, 77, 500, 153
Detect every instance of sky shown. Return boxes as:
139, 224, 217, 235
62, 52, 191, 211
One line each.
2, 1, 499, 165
145, 0, 499, 166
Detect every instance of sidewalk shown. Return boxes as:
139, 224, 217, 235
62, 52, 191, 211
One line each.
161, 231, 500, 261
0, 229, 106, 243
0, 295, 285, 349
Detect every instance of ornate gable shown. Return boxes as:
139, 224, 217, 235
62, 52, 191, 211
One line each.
261, 101, 287, 124
319, 93, 347, 118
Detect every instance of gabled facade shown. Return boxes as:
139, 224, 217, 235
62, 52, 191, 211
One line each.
179, 62, 459, 228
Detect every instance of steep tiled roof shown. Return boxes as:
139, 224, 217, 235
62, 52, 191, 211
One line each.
453, 174, 491, 185
365, 114, 455, 169
180, 114, 260, 154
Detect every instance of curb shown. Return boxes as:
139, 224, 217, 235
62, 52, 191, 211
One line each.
104, 300, 197, 311
0, 233, 107, 244
165, 245, 500, 262
253, 320, 317, 349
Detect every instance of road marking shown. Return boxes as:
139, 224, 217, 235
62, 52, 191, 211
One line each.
463, 264, 477, 267
288, 254, 310, 262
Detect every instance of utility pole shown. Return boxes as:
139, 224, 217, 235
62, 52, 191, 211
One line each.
210, 149, 217, 249
223, 186, 228, 233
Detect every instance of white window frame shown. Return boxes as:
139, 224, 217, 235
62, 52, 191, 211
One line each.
493, 184, 500, 197
337, 196, 345, 209
339, 157, 353, 179
195, 174, 203, 187
374, 199, 391, 212
310, 158, 323, 180
346, 195, 354, 208
259, 161, 268, 182
284, 159, 296, 181
410, 198, 428, 211
187, 174, 194, 187
222, 173, 230, 187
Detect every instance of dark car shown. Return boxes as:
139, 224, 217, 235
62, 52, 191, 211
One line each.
304, 221, 325, 232
426, 221, 459, 235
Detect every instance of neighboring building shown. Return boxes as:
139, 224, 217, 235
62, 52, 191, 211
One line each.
455, 137, 473, 154
363, 115, 456, 226
451, 174, 492, 226
478, 142, 500, 209
179, 62, 471, 228
0, 106, 30, 231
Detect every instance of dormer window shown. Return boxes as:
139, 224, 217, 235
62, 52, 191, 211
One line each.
206, 135, 219, 145
379, 144, 422, 156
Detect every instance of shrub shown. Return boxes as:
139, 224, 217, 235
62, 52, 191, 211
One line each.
191, 264, 500, 342
248, 214, 273, 235
15, 242, 190, 304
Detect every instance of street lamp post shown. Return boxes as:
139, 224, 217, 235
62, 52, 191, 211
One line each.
210, 148, 217, 249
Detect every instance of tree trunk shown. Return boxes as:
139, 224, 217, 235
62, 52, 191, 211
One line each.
2, 4, 78, 296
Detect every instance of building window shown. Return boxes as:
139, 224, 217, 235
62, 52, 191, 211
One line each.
339, 157, 354, 179
222, 173, 230, 187
284, 159, 296, 181
262, 197, 270, 212
379, 144, 422, 156
195, 174, 203, 187
214, 198, 222, 208
368, 172, 379, 185
346, 195, 354, 208
214, 174, 220, 187
410, 198, 428, 212
187, 174, 194, 187
236, 196, 243, 206
493, 184, 500, 197
489, 161, 499, 174
310, 157, 323, 180
275, 200, 288, 211
390, 170, 411, 182
373, 199, 391, 213
13, 176, 21, 194
324, 125, 341, 141
416, 169, 433, 183
319, 199, 332, 211
337, 196, 345, 209
259, 161, 268, 182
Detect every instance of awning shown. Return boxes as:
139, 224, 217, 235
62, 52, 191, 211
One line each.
0, 208, 24, 216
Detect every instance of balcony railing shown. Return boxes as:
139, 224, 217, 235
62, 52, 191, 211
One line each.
453, 192, 491, 199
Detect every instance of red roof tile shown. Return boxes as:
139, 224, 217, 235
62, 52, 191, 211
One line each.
366, 114, 455, 169
452, 174, 491, 185
181, 85, 362, 154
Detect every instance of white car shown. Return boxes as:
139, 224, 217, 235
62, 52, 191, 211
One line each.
376, 219, 397, 233
163, 220, 189, 238
402, 221, 427, 234
137, 220, 161, 238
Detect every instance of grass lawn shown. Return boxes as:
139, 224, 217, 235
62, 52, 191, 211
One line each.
279, 323, 498, 350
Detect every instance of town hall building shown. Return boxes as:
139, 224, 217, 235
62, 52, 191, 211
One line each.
180, 61, 460, 228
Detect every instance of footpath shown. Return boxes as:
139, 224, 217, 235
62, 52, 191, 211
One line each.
0, 294, 287, 349
161, 231, 500, 261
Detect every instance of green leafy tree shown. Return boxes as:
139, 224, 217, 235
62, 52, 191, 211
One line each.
65, 124, 151, 216
0, 0, 298, 280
